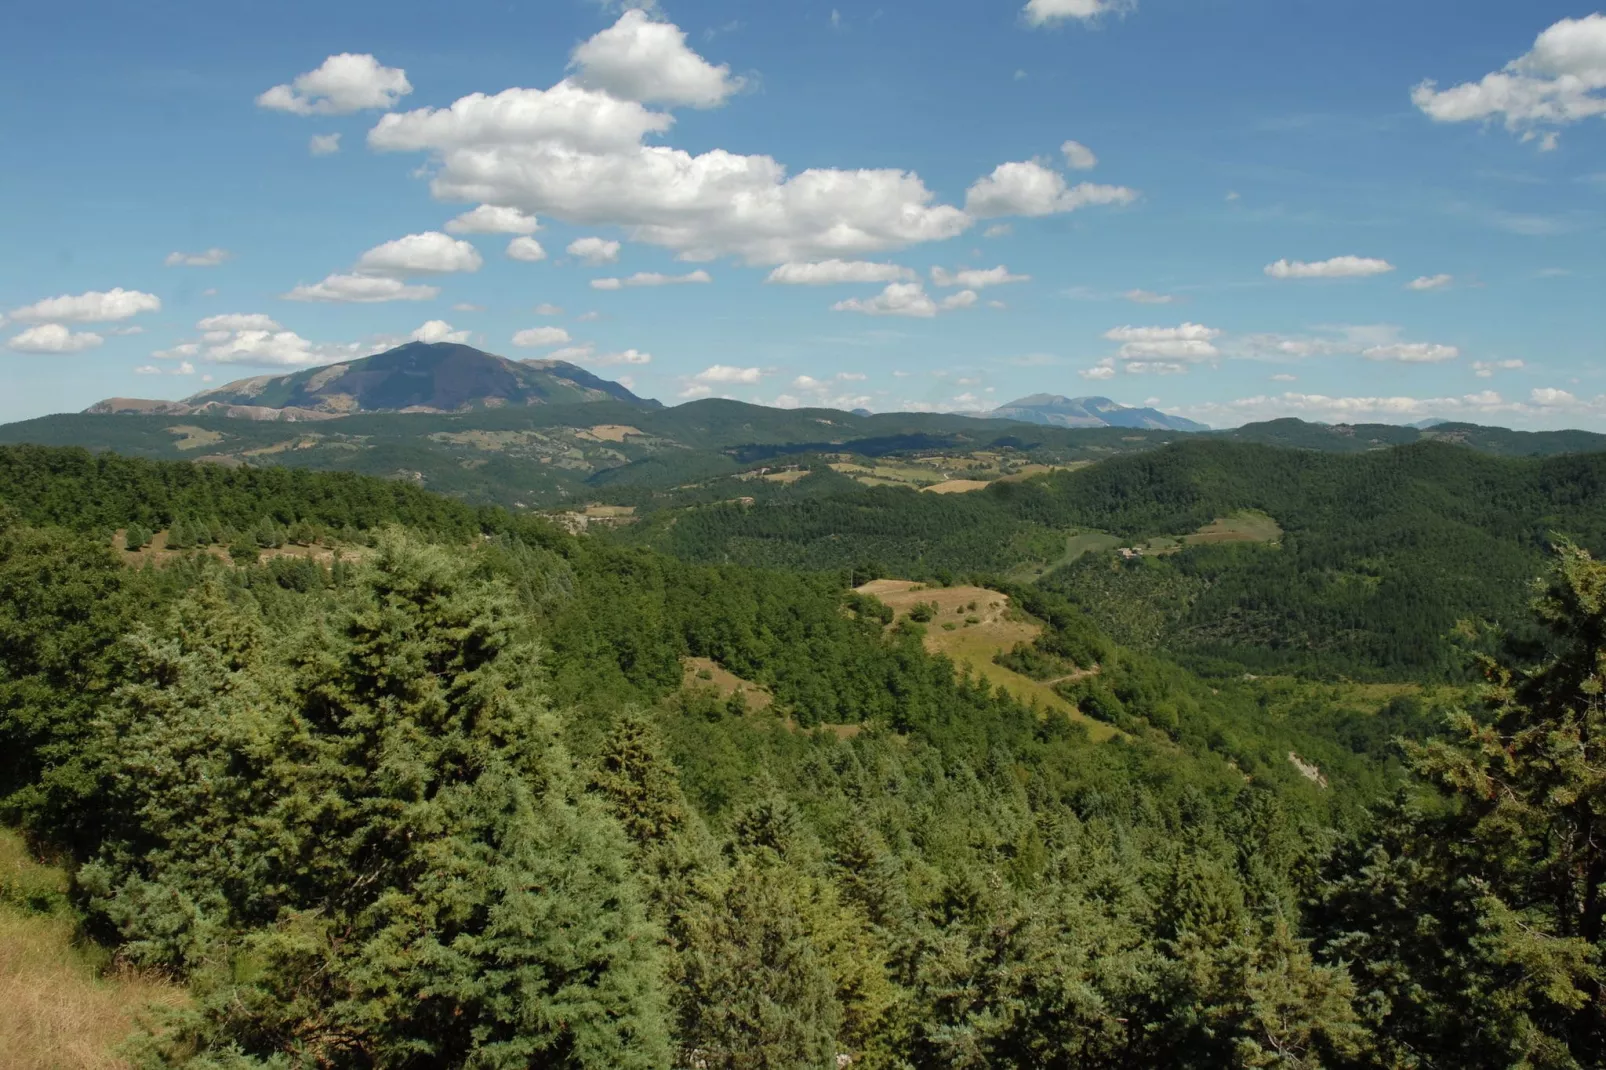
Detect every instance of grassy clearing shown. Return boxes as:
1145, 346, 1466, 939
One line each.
163, 426, 224, 451
682, 656, 775, 712
1186, 511, 1283, 546
1007, 531, 1122, 582
921, 480, 992, 495
1, 831, 185, 1070
855, 580, 1117, 742
578, 425, 644, 443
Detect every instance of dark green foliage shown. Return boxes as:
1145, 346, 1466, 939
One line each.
1314, 542, 1606, 1068
638, 439, 1606, 679
6, 445, 1606, 1067
79, 539, 671, 1067
0, 444, 487, 540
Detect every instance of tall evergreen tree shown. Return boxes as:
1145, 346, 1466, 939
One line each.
1318, 541, 1606, 1068
83, 535, 672, 1068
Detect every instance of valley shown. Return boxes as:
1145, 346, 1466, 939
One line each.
3, 347, 1606, 1068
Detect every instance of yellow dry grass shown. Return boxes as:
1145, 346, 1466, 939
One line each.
920, 480, 992, 495
682, 656, 775, 711
1186, 511, 1283, 546
162, 426, 223, 451
578, 425, 644, 443
855, 581, 1116, 741
760, 469, 810, 484
581, 504, 637, 518
1, 833, 185, 1070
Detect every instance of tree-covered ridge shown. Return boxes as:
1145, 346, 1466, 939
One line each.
3, 447, 1605, 1067
7, 394, 1606, 513
633, 439, 1606, 678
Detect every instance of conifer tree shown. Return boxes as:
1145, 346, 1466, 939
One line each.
84, 534, 673, 1068
1319, 541, 1606, 1067
591, 709, 687, 847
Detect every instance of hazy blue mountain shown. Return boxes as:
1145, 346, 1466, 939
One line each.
87, 343, 660, 419
980, 394, 1209, 432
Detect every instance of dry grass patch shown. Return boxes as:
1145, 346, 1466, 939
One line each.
577, 425, 644, 443
855, 581, 1116, 741
1186, 511, 1283, 546
163, 426, 224, 451
921, 480, 992, 495
681, 657, 774, 711
1, 832, 186, 1070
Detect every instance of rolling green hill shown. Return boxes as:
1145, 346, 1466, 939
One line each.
626, 439, 1606, 678
2, 442, 1603, 1065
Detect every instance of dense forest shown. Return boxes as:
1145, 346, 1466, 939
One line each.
631, 439, 1606, 679
1, 443, 1603, 1068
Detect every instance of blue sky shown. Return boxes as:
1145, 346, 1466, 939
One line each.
1, 0, 1602, 427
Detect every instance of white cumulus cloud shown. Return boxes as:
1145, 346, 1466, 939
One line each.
197, 313, 281, 332
1123, 289, 1175, 304
766, 260, 916, 285
931, 265, 1030, 288
941, 290, 979, 311
195, 329, 371, 368
1408, 274, 1454, 291
1264, 256, 1396, 279
512, 326, 572, 347
282, 274, 440, 303
832, 282, 939, 318
309, 133, 342, 156
1105, 323, 1222, 363
7, 324, 105, 353
1061, 140, 1098, 170
691, 364, 762, 385
357, 231, 484, 275
411, 320, 471, 344
1412, 15, 1606, 142
507, 237, 549, 262
367, 18, 970, 265
571, 9, 744, 108
446, 204, 542, 234
965, 160, 1137, 218
258, 53, 412, 116
1363, 342, 1460, 363
165, 248, 231, 267
1473, 359, 1525, 377
569, 237, 622, 264
1023, 0, 1132, 27
591, 348, 652, 366
592, 270, 710, 289
10, 288, 161, 323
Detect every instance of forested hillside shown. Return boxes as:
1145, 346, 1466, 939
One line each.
1, 444, 1603, 1068
634, 439, 1606, 679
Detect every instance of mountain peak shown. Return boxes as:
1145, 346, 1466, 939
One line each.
982, 394, 1207, 432
87, 342, 659, 419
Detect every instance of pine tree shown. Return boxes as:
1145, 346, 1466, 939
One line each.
83, 534, 673, 1068
1318, 541, 1606, 1067
590, 709, 687, 847
678, 856, 844, 1070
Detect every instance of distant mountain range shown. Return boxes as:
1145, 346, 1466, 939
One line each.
978, 394, 1209, 432
87, 343, 660, 420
